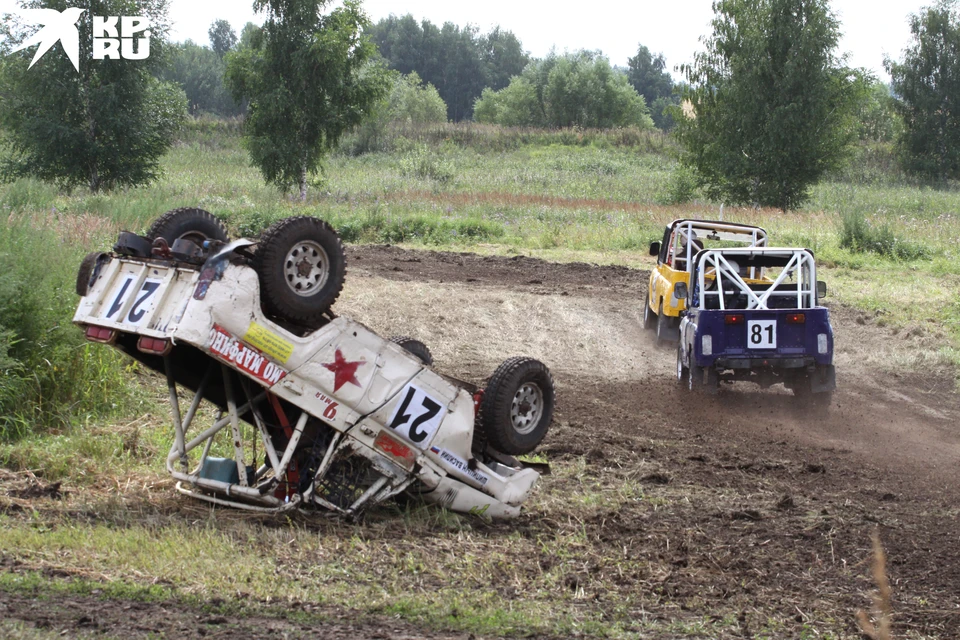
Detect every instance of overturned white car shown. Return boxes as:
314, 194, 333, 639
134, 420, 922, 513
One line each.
73, 209, 554, 518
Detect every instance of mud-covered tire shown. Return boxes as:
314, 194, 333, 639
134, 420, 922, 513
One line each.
642, 294, 656, 330
254, 216, 346, 328
390, 336, 433, 365
676, 345, 688, 386
656, 302, 676, 344
76, 252, 108, 296
478, 357, 555, 455
688, 364, 703, 392
794, 385, 832, 414
704, 367, 720, 395
812, 391, 833, 413
146, 207, 229, 246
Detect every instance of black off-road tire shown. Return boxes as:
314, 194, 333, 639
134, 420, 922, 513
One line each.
812, 391, 833, 413
76, 252, 108, 297
704, 367, 720, 395
390, 336, 434, 365
676, 345, 688, 386
254, 216, 346, 328
642, 293, 656, 330
478, 357, 555, 455
793, 384, 832, 414
688, 364, 703, 392
146, 207, 229, 246
656, 302, 677, 344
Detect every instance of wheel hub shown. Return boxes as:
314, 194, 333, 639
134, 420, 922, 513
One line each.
511, 383, 544, 435
284, 241, 330, 297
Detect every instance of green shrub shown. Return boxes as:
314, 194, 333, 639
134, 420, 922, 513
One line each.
658, 165, 699, 205
398, 145, 455, 182
839, 210, 928, 260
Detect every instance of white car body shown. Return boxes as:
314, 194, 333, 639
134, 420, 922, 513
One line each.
73, 243, 540, 518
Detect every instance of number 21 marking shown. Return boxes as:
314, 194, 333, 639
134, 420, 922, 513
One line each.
388, 385, 444, 446
104, 276, 163, 327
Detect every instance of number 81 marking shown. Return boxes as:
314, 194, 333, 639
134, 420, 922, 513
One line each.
747, 320, 776, 349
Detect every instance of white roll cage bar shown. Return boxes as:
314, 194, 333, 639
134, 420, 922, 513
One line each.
693, 248, 818, 311
670, 220, 768, 272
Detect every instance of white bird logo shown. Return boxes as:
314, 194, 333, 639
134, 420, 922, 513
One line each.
11, 7, 86, 72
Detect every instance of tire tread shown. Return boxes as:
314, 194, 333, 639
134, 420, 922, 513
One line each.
478, 356, 554, 455
254, 216, 346, 327
389, 336, 433, 365
146, 207, 228, 244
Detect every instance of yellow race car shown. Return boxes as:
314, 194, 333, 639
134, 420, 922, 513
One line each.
644, 219, 768, 342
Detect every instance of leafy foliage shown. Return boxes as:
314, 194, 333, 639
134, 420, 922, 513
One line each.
339, 72, 448, 154
366, 15, 528, 121
225, 0, 390, 198
856, 80, 902, 142
626, 45, 678, 130
675, 0, 864, 210
387, 72, 447, 125
207, 18, 236, 59
0, 0, 186, 192
473, 51, 653, 130
886, 1, 960, 181
162, 40, 242, 116
398, 143, 454, 182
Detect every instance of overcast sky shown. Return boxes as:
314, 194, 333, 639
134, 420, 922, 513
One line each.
0, 0, 935, 80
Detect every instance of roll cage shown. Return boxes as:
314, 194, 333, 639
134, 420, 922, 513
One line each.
690, 248, 819, 311
658, 220, 768, 272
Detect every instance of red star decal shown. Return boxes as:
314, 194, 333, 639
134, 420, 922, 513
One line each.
322, 348, 365, 392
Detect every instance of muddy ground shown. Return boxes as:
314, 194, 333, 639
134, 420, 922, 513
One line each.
3, 245, 959, 639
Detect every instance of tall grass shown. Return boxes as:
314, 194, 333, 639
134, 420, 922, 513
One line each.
0, 212, 134, 441
336, 121, 677, 155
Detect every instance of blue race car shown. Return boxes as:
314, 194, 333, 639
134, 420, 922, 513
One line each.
675, 248, 835, 407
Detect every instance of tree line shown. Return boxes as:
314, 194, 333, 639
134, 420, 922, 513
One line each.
166, 12, 680, 130
2, 0, 960, 209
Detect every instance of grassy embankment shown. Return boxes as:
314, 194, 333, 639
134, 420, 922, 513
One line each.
0, 119, 957, 638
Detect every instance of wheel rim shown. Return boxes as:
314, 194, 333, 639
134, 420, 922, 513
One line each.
284, 240, 330, 297
178, 231, 210, 246
643, 298, 650, 323
688, 366, 696, 391
510, 382, 544, 435
676, 350, 684, 382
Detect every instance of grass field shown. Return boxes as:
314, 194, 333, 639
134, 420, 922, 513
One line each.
1, 120, 958, 638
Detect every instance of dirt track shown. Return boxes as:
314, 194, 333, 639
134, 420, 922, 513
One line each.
349, 244, 960, 489
3, 244, 959, 639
